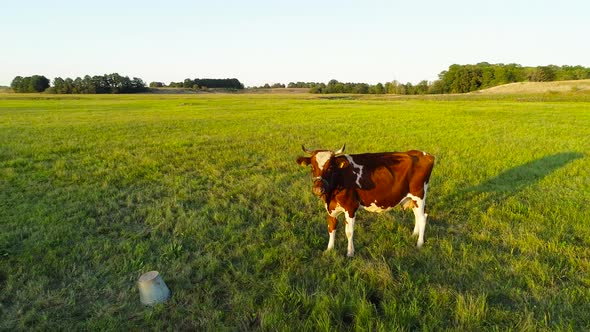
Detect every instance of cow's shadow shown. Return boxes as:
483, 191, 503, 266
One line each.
433, 151, 584, 230
451, 152, 584, 204
466, 151, 582, 197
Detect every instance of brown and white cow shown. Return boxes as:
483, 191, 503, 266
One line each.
296, 145, 435, 256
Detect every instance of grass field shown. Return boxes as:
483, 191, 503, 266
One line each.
1, 92, 590, 330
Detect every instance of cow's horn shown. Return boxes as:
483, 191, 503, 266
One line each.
335, 144, 346, 155
302, 145, 313, 154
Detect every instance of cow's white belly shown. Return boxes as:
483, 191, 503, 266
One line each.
362, 202, 393, 213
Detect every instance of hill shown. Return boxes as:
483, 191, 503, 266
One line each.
476, 79, 590, 94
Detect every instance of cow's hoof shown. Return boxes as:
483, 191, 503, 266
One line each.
347, 252, 354, 257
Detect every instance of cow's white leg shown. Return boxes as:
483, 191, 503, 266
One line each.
345, 211, 356, 257
327, 230, 336, 251
412, 202, 427, 248
411, 183, 428, 248
326, 215, 338, 252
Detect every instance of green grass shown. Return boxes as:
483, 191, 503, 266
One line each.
1, 93, 589, 330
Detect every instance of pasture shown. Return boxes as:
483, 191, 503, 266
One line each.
1, 92, 589, 330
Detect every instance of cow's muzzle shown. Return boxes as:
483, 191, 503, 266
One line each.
312, 185, 325, 196
312, 176, 329, 196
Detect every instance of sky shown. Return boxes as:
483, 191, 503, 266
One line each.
1, 0, 590, 87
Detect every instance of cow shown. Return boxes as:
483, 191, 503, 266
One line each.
296, 144, 435, 256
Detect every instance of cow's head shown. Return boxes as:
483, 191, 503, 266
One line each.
296, 144, 346, 196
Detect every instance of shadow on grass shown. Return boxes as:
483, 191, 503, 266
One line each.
436, 151, 584, 228
467, 152, 583, 196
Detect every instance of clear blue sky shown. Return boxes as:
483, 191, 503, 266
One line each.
2, 0, 589, 87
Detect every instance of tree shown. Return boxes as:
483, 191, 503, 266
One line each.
326, 79, 339, 91
191, 78, 244, 89
333, 83, 345, 93
373, 83, 385, 94
386, 80, 404, 94
527, 66, 556, 82
53, 77, 66, 93
130, 77, 147, 92
11, 75, 49, 92
82, 75, 96, 93
309, 85, 323, 93
404, 82, 415, 95
10, 76, 23, 92
73, 77, 82, 94
415, 80, 429, 94
64, 78, 74, 94
428, 80, 445, 94
30, 75, 50, 92
353, 83, 369, 94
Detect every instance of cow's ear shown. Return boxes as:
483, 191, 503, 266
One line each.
297, 156, 311, 167
336, 158, 349, 169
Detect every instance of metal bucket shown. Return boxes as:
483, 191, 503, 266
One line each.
138, 271, 171, 305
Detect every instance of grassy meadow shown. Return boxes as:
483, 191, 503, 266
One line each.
1, 92, 590, 330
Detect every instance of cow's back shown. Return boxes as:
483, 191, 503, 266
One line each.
348, 151, 434, 208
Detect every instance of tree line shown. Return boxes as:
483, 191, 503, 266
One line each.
295, 80, 432, 95
433, 63, 590, 94
9, 63, 590, 94
10, 74, 147, 94
249, 83, 286, 89
51, 74, 147, 94
10, 75, 244, 93
165, 78, 244, 90
277, 80, 431, 94
302, 63, 590, 95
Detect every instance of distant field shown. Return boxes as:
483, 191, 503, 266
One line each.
1, 93, 589, 330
